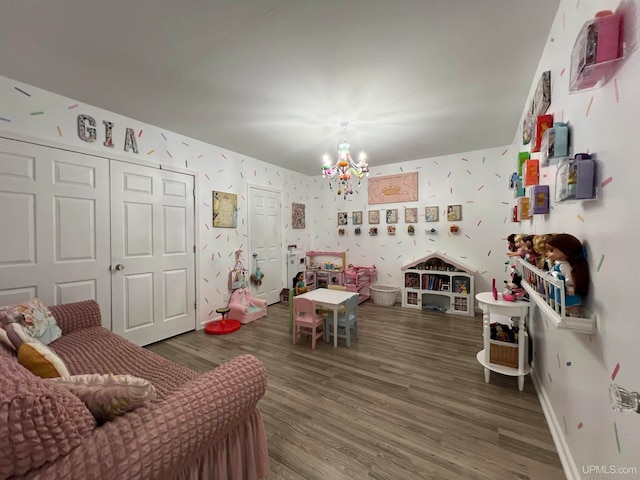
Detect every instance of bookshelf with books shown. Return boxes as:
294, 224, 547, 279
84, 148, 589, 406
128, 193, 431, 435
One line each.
401, 252, 476, 317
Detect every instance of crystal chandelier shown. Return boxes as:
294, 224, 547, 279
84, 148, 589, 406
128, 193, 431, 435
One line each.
321, 121, 369, 199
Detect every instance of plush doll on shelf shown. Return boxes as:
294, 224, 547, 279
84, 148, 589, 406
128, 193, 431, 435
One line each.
546, 233, 590, 316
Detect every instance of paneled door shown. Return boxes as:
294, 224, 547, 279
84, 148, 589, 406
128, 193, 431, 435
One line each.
0, 138, 111, 325
110, 161, 195, 346
248, 185, 282, 305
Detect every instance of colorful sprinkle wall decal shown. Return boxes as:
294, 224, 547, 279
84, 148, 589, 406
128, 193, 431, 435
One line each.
586, 96, 594, 116
614, 422, 621, 453
147, 150, 154, 155
577, 214, 584, 222
14, 86, 31, 96
56, 126, 63, 137
577, 422, 583, 430
0, 117, 11, 122
221, 153, 227, 159
614, 79, 620, 103
161, 133, 167, 141
601, 176, 612, 187
30, 111, 44, 116
166, 150, 173, 158
138, 129, 143, 137
501, 149, 508, 156
68, 104, 79, 109
611, 362, 620, 380
597, 254, 605, 272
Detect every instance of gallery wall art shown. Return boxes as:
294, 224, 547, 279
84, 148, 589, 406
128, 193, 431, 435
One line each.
368, 172, 418, 204
292, 203, 305, 229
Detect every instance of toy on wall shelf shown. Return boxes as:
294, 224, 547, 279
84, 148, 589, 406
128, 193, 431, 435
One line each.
531, 185, 550, 214
555, 153, 596, 202
570, 10, 623, 92
449, 225, 459, 233
531, 114, 554, 153
546, 233, 590, 316
523, 159, 539, 187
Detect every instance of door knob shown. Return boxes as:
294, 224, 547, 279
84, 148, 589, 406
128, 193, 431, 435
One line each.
114, 264, 125, 271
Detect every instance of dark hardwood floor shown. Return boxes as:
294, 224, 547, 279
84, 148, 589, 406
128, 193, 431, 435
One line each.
147, 300, 565, 480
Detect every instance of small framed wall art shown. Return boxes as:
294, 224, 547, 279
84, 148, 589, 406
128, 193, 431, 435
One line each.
368, 210, 380, 224
425, 206, 439, 222
352, 211, 363, 225
338, 212, 348, 225
292, 203, 305, 229
386, 209, 398, 224
213, 191, 237, 228
405, 207, 418, 223
447, 204, 462, 221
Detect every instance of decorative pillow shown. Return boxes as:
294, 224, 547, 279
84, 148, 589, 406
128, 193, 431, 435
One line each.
0, 327, 12, 350
0, 304, 24, 327
12, 298, 62, 345
17, 342, 70, 378
47, 374, 157, 422
6, 322, 37, 350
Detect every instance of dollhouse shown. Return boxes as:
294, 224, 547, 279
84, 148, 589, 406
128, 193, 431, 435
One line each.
401, 252, 476, 317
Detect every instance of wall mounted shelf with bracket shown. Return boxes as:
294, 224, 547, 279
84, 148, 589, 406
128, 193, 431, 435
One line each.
515, 258, 595, 334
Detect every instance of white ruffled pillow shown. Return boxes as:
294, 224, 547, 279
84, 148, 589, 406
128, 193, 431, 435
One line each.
47, 374, 157, 422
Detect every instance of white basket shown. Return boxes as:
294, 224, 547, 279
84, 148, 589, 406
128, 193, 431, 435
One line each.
369, 285, 400, 306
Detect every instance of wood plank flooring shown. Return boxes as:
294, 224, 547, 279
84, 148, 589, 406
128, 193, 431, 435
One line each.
147, 301, 565, 480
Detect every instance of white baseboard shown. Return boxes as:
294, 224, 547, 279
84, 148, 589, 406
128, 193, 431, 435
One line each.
531, 365, 580, 479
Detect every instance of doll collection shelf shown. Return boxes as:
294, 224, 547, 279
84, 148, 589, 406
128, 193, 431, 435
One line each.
515, 258, 595, 334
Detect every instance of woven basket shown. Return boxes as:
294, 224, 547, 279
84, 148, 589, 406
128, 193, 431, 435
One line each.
490, 342, 518, 368
369, 285, 400, 306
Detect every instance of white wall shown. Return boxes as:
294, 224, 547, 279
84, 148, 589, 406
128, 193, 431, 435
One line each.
311, 145, 516, 297
0, 74, 313, 327
510, 1, 640, 478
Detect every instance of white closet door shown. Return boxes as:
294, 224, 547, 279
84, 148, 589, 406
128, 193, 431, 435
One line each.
248, 185, 282, 305
0, 138, 111, 326
110, 160, 195, 346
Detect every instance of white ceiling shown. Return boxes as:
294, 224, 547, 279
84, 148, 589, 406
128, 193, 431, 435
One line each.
0, 0, 559, 176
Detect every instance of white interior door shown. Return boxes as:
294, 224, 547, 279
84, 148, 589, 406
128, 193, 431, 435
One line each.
0, 138, 111, 325
110, 160, 195, 346
248, 185, 282, 305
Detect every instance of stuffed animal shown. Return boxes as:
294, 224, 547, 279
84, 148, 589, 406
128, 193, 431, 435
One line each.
250, 267, 264, 286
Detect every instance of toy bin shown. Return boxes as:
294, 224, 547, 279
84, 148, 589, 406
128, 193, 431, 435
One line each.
369, 285, 400, 306
489, 341, 519, 368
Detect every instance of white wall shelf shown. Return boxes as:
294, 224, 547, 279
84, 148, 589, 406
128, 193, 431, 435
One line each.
515, 258, 595, 334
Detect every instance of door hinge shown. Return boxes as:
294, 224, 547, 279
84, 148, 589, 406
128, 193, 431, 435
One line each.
194, 301, 197, 309
193, 245, 196, 253
193, 189, 196, 198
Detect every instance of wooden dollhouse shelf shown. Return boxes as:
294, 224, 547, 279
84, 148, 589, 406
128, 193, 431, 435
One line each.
401, 252, 476, 317
515, 258, 595, 334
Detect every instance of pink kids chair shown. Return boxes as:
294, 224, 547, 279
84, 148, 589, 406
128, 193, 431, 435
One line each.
228, 288, 267, 324
292, 297, 325, 349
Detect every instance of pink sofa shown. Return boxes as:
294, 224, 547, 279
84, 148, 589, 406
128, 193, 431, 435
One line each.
228, 288, 267, 324
1, 300, 269, 480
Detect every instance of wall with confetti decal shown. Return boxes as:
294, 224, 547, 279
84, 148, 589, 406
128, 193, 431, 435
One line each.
0, 73, 314, 328
509, 1, 640, 478
314, 143, 516, 300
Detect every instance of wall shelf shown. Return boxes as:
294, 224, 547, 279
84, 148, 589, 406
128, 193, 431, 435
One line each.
515, 258, 595, 334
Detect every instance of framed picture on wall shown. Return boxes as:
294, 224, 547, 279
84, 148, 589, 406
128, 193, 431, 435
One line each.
447, 204, 462, 221
425, 206, 439, 222
386, 209, 398, 224
212, 191, 238, 228
292, 203, 305, 229
368, 210, 380, 224
337, 212, 348, 225
352, 211, 363, 225
405, 207, 418, 223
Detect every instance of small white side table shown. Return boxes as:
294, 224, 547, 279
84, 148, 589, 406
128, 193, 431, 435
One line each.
475, 291, 531, 391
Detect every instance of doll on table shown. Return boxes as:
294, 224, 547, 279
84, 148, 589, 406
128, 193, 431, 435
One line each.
546, 234, 590, 316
